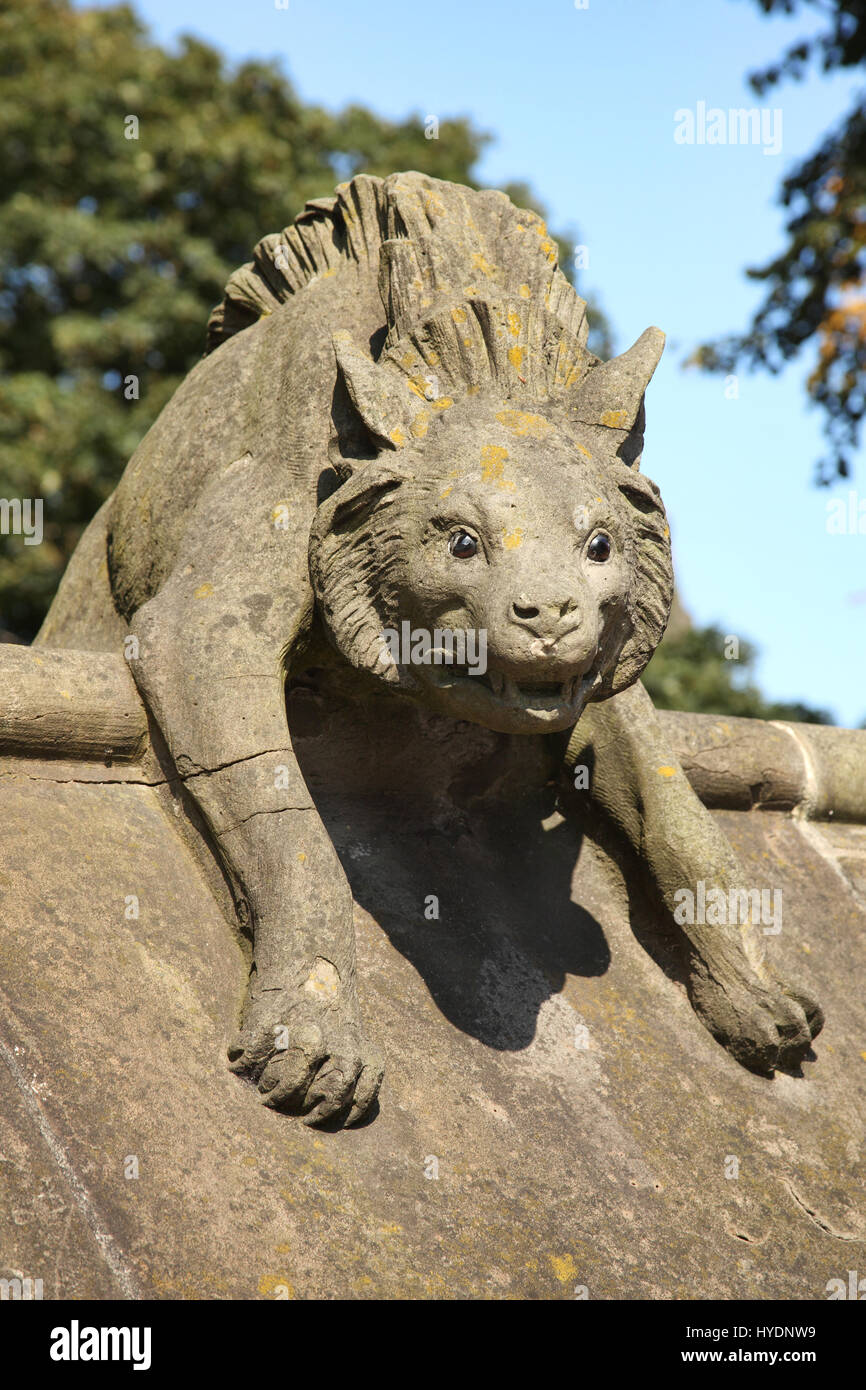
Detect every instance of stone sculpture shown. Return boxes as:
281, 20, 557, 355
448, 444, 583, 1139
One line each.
36, 173, 823, 1125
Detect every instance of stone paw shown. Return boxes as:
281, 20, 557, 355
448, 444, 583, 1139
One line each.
227, 1001, 384, 1126
689, 961, 824, 1075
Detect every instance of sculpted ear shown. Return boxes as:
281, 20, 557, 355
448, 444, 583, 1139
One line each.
308, 461, 409, 683
597, 457, 673, 699
614, 465, 665, 515
326, 470, 404, 532
332, 331, 426, 453
570, 327, 665, 467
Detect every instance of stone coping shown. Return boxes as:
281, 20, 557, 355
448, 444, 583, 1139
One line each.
0, 644, 863, 822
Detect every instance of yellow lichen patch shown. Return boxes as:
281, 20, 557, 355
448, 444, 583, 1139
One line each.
657, 766, 677, 778
600, 409, 629, 429
389, 426, 406, 447
297, 851, 307, 864
861, 1050, 866, 1061
495, 410, 553, 439
193, 583, 213, 599
534, 220, 549, 238
463, 338, 473, 348
439, 485, 454, 500
549, 1253, 577, 1283
519, 283, 531, 299
258, 1273, 295, 1299
380, 1223, 403, 1235
424, 190, 446, 217
576, 444, 592, 458
400, 352, 416, 369
480, 444, 514, 490
410, 412, 430, 439
59, 689, 72, 700
508, 345, 525, 371
502, 527, 524, 550
432, 396, 454, 410
305, 958, 340, 996
407, 375, 430, 399
463, 285, 479, 296
451, 306, 467, 324
466, 384, 480, 395
427, 350, 440, 366
506, 310, 522, 338
471, 252, 495, 276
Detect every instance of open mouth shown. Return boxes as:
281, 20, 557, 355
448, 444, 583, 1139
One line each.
430, 665, 592, 709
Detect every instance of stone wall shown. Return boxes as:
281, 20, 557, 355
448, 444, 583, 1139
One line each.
1, 646, 864, 1299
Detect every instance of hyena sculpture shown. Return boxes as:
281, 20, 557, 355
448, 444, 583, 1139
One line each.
37, 173, 822, 1124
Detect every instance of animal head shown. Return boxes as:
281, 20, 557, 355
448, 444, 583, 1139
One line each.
310, 334, 672, 735
208, 170, 673, 734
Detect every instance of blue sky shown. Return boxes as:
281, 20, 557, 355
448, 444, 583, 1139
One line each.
83, 0, 865, 724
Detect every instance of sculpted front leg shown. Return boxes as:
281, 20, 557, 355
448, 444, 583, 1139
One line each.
129, 592, 383, 1126
221, 790, 383, 1126
205, 756, 383, 1125
565, 680, 823, 1073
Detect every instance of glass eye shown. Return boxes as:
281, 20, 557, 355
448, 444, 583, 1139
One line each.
449, 530, 478, 559
587, 532, 612, 563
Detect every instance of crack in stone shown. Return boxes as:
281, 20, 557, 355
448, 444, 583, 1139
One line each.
218, 804, 314, 836
782, 1178, 865, 1242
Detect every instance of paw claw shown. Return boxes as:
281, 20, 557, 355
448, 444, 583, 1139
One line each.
691, 964, 823, 1075
228, 1002, 383, 1125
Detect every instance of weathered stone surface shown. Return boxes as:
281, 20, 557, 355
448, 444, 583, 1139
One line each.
657, 710, 866, 821
0, 644, 146, 762
0, 692, 863, 1300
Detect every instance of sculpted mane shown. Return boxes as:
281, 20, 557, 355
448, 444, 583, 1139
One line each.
206, 171, 658, 464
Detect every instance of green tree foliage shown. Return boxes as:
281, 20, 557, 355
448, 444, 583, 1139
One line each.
696, 0, 866, 482
0, 0, 601, 639
643, 620, 831, 723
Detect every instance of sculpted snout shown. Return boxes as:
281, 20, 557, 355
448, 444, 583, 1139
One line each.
485, 582, 598, 674
510, 592, 581, 645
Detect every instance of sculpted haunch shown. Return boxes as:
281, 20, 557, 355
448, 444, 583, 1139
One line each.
38, 173, 823, 1124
